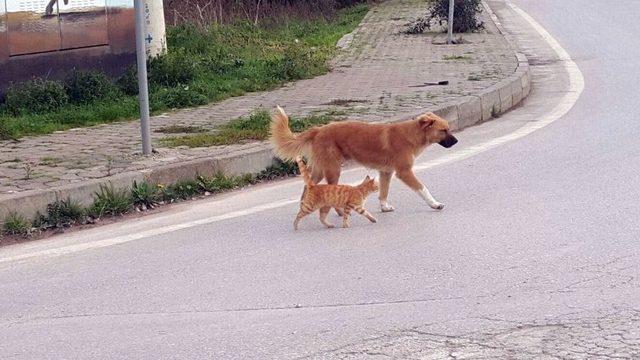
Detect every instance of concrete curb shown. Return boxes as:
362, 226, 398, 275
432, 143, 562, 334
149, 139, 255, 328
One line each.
0, 1, 531, 224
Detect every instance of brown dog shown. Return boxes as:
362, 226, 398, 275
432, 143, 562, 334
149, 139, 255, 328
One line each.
270, 107, 458, 212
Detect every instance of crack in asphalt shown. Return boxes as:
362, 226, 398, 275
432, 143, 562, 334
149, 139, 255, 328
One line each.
305, 309, 640, 359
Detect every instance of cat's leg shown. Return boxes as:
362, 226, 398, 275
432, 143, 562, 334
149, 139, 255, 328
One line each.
323, 160, 345, 217
319, 207, 335, 228
294, 208, 312, 230
355, 206, 378, 223
342, 207, 352, 228
378, 170, 395, 212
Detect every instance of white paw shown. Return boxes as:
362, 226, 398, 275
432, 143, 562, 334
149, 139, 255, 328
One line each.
380, 202, 395, 213
430, 202, 445, 210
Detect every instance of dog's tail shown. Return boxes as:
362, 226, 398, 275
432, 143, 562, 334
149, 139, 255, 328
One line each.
295, 156, 314, 187
269, 106, 317, 161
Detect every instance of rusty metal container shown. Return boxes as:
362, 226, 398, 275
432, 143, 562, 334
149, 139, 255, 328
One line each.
0, 0, 136, 94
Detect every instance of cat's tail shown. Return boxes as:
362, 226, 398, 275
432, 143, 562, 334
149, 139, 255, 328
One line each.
270, 106, 317, 161
295, 156, 314, 187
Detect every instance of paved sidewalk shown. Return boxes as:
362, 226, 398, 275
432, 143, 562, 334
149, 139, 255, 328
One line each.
0, 0, 517, 195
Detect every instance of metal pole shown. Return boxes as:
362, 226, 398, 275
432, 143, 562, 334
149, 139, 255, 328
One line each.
134, 0, 152, 156
447, 0, 455, 44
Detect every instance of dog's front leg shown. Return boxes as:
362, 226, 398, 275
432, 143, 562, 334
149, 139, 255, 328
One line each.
396, 169, 445, 210
378, 171, 395, 212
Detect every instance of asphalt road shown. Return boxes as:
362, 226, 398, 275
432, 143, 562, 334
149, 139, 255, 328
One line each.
2, 1, 640, 358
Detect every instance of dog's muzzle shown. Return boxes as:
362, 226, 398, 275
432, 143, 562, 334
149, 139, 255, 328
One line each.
439, 135, 458, 148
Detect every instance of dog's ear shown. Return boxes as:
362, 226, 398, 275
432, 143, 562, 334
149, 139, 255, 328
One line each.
419, 117, 436, 130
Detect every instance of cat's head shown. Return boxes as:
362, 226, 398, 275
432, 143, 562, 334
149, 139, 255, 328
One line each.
360, 175, 379, 193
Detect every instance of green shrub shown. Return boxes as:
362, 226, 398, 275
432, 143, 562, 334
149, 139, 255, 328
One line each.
406, 0, 484, 34
90, 183, 133, 217
256, 159, 299, 181
45, 198, 86, 228
162, 180, 200, 200
196, 173, 249, 193
278, 45, 327, 81
2, 212, 30, 236
131, 181, 161, 210
0, 117, 16, 140
64, 70, 119, 104
116, 66, 139, 96
160, 109, 337, 148
5, 79, 69, 115
148, 49, 199, 87
151, 87, 208, 109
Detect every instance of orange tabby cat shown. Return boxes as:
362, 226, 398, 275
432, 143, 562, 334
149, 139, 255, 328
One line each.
294, 156, 379, 230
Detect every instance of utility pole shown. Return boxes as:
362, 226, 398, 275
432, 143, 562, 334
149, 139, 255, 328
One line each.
447, 0, 455, 44
134, 0, 152, 155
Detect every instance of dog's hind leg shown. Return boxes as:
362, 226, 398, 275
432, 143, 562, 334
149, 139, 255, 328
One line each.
396, 168, 444, 210
323, 162, 345, 217
378, 170, 395, 212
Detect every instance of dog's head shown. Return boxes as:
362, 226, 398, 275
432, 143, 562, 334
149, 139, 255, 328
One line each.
359, 175, 379, 193
416, 113, 458, 148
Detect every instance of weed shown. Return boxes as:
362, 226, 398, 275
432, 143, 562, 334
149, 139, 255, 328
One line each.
116, 66, 139, 96
90, 183, 133, 217
405, 0, 484, 34
39, 157, 63, 166
0, 117, 16, 141
162, 180, 200, 200
151, 86, 208, 109
5, 79, 69, 115
2, 212, 30, 236
23, 162, 34, 180
148, 48, 199, 87
491, 105, 500, 118
131, 181, 161, 210
197, 173, 248, 192
467, 74, 482, 81
323, 99, 368, 106
0, 5, 367, 139
64, 70, 119, 104
256, 159, 299, 181
44, 198, 86, 228
155, 125, 206, 134
161, 110, 337, 148
443, 55, 472, 61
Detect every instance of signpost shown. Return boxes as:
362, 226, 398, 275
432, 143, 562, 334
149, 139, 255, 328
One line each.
447, 0, 455, 44
134, 0, 152, 155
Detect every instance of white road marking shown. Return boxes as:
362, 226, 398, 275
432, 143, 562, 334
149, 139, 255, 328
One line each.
0, 2, 584, 264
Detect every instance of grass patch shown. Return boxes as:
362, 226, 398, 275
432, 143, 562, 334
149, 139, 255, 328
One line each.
0, 158, 304, 242
39, 156, 63, 166
323, 98, 368, 106
467, 74, 482, 81
255, 159, 299, 180
131, 181, 162, 210
155, 125, 206, 134
197, 173, 253, 193
0, 4, 368, 140
443, 55, 473, 61
2, 212, 30, 236
90, 183, 133, 218
161, 109, 338, 148
38, 198, 86, 228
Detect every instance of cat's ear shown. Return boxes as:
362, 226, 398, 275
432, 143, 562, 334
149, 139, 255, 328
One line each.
365, 175, 371, 181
